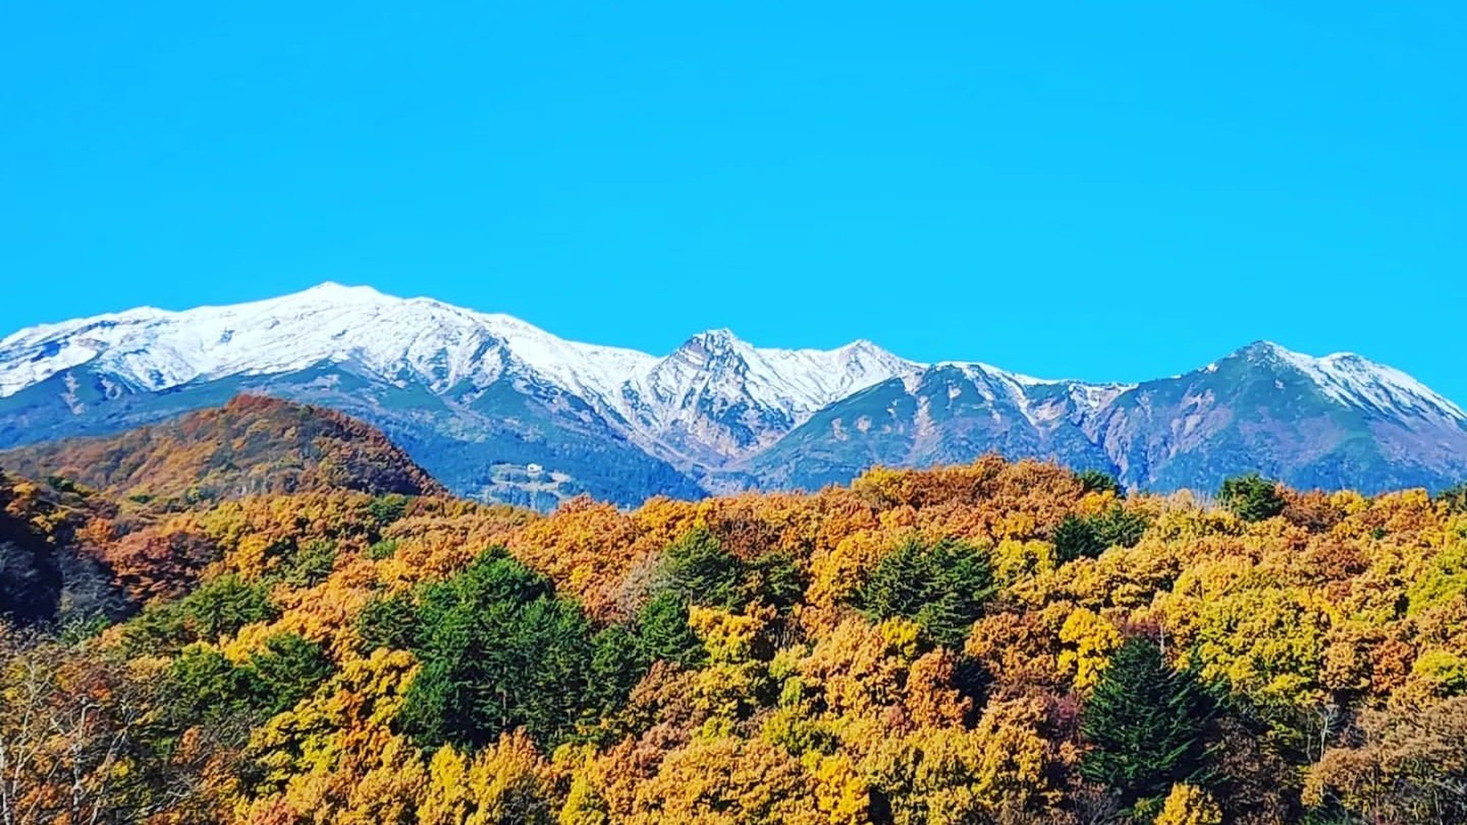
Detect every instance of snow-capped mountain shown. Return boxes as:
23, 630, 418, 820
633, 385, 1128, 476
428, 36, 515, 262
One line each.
0, 284, 920, 505
621, 330, 917, 467
2, 283, 1465, 507
0, 284, 913, 475
1, 283, 656, 409
1221, 341, 1465, 423
747, 340, 1467, 495
1085, 341, 1467, 493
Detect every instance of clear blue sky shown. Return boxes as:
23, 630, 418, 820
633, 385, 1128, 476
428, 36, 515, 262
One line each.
3, 2, 1465, 399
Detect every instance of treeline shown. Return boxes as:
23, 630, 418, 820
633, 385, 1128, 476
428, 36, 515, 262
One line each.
3, 457, 1467, 823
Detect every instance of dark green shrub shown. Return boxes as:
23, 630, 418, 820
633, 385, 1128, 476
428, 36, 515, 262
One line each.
1077, 469, 1122, 497
588, 624, 646, 716
635, 592, 704, 668
165, 645, 267, 729
45, 475, 82, 494
1436, 482, 1467, 515
1052, 515, 1106, 562
166, 633, 334, 730
279, 540, 337, 588
356, 590, 419, 652
739, 551, 806, 612
126, 574, 278, 651
249, 633, 333, 715
367, 494, 410, 529
1052, 507, 1150, 563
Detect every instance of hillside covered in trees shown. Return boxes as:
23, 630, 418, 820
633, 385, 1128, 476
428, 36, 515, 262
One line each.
0, 394, 446, 509
3, 421, 1467, 822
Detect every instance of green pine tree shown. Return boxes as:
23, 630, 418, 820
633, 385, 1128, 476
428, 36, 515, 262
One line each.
1218, 473, 1286, 522
1435, 482, 1467, 515
659, 528, 744, 610
1080, 637, 1215, 807
1052, 514, 1105, 563
356, 590, 419, 652
855, 536, 994, 648
1053, 507, 1150, 564
1077, 468, 1122, 497
249, 633, 334, 715
399, 547, 610, 749
635, 592, 705, 668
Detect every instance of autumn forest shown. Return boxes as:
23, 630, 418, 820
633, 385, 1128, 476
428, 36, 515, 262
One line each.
3, 399, 1467, 824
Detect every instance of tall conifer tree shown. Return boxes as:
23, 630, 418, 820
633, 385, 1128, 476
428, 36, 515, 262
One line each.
1080, 637, 1215, 806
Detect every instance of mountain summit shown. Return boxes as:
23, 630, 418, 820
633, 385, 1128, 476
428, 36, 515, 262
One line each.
2, 284, 1464, 505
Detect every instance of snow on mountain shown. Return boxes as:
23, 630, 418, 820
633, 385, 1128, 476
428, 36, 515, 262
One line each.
924, 362, 1135, 430
0, 283, 657, 403
0, 283, 916, 466
1253, 341, 1467, 423
4, 285, 1465, 503
4, 288, 1454, 445
618, 330, 918, 462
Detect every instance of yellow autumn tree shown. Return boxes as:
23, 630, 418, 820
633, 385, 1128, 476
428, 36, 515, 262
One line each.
418, 731, 559, 825
1154, 783, 1223, 825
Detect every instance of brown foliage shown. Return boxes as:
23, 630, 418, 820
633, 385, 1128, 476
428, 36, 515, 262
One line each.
1307, 697, 1467, 824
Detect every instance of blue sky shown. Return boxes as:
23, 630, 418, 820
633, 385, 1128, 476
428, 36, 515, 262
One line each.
3, 2, 1465, 399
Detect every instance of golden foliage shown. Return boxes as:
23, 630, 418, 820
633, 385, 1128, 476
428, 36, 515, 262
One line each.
419, 732, 558, 825
8, 455, 1467, 823
1155, 783, 1223, 825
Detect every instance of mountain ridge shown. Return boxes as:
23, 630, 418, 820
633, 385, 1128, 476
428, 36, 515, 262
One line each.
2, 283, 1464, 505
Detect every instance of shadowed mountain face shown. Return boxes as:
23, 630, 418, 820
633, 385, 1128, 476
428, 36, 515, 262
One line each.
2, 284, 1465, 506
0, 395, 448, 506
737, 365, 1123, 493
1084, 343, 1467, 493
747, 344, 1467, 496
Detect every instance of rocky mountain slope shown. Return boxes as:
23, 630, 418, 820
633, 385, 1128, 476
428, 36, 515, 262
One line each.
744, 342, 1467, 495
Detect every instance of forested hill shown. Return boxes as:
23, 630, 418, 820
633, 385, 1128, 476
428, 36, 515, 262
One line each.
0, 394, 447, 507
3, 456, 1467, 823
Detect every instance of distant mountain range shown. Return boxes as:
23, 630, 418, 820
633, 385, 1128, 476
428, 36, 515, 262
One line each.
2, 283, 1464, 508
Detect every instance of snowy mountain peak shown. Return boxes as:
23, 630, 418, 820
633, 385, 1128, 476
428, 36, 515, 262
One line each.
1233, 340, 1465, 422
620, 330, 916, 462
305, 280, 368, 292
293, 280, 387, 299
3, 287, 1464, 502
0, 287, 915, 468
669, 328, 754, 365
686, 327, 742, 345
